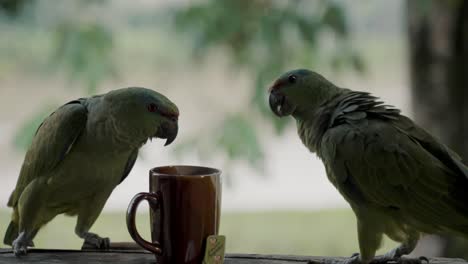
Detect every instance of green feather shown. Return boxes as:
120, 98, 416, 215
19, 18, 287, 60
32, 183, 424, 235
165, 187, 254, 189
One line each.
269, 69, 468, 262
5, 87, 178, 254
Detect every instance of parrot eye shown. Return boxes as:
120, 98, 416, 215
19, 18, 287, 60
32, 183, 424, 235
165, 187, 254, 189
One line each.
288, 75, 297, 84
147, 103, 158, 113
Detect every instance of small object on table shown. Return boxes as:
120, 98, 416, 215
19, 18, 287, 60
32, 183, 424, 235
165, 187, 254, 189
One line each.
202, 235, 226, 264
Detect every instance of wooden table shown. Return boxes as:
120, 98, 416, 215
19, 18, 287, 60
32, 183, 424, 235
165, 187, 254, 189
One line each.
1, 248, 466, 264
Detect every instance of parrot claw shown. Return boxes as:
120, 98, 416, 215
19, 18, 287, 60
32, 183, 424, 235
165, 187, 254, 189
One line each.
320, 253, 361, 264
81, 232, 111, 250
13, 244, 28, 256
12, 231, 33, 257
370, 256, 429, 264
418, 256, 429, 263
314, 253, 362, 264
12, 240, 28, 256
318, 253, 428, 264
344, 254, 361, 264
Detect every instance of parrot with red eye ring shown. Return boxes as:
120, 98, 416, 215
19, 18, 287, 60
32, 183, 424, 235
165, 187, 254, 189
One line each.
268, 69, 468, 264
4, 87, 179, 256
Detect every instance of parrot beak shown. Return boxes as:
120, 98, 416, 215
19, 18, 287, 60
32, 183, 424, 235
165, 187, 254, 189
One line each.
269, 91, 295, 117
155, 120, 178, 146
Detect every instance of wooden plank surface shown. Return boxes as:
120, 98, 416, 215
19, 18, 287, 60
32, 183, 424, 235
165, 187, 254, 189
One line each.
1, 248, 467, 264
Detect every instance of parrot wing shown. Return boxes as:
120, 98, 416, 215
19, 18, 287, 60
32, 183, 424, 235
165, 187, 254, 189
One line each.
118, 149, 138, 184
7, 100, 88, 207
318, 92, 468, 235
392, 115, 468, 180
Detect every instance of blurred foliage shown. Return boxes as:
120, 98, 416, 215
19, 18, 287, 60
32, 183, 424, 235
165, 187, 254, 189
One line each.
9, 1, 117, 150
174, 113, 264, 172
217, 114, 264, 167
0, 0, 29, 16
7, 0, 362, 172
172, 0, 363, 168
53, 20, 116, 94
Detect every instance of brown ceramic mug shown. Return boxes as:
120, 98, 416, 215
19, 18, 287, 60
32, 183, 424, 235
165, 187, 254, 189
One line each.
126, 165, 222, 264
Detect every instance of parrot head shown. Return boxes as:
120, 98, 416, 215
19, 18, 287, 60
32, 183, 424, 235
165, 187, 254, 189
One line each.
268, 69, 337, 118
104, 87, 179, 146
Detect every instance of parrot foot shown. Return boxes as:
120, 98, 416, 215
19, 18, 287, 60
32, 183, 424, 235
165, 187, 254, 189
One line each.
320, 253, 362, 264
12, 232, 33, 256
371, 241, 428, 264
344, 253, 361, 264
317, 253, 429, 264
370, 256, 429, 264
81, 232, 110, 250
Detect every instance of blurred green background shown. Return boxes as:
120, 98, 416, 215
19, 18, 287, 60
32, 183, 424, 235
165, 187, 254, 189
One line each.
1, 0, 467, 259
0, 210, 400, 256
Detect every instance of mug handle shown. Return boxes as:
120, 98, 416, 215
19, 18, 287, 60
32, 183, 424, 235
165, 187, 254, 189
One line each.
126, 192, 163, 255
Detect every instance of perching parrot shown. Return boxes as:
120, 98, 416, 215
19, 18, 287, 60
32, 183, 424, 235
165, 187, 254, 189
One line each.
4, 87, 179, 256
268, 69, 468, 264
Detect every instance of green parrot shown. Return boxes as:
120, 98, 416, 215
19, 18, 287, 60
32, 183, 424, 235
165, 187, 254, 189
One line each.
4, 87, 179, 256
268, 69, 468, 264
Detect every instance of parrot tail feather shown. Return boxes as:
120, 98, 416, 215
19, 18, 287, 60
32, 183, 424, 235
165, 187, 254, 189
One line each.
3, 221, 19, 246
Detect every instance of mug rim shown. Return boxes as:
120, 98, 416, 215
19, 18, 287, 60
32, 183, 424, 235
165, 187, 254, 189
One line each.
150, 165, 221, 177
